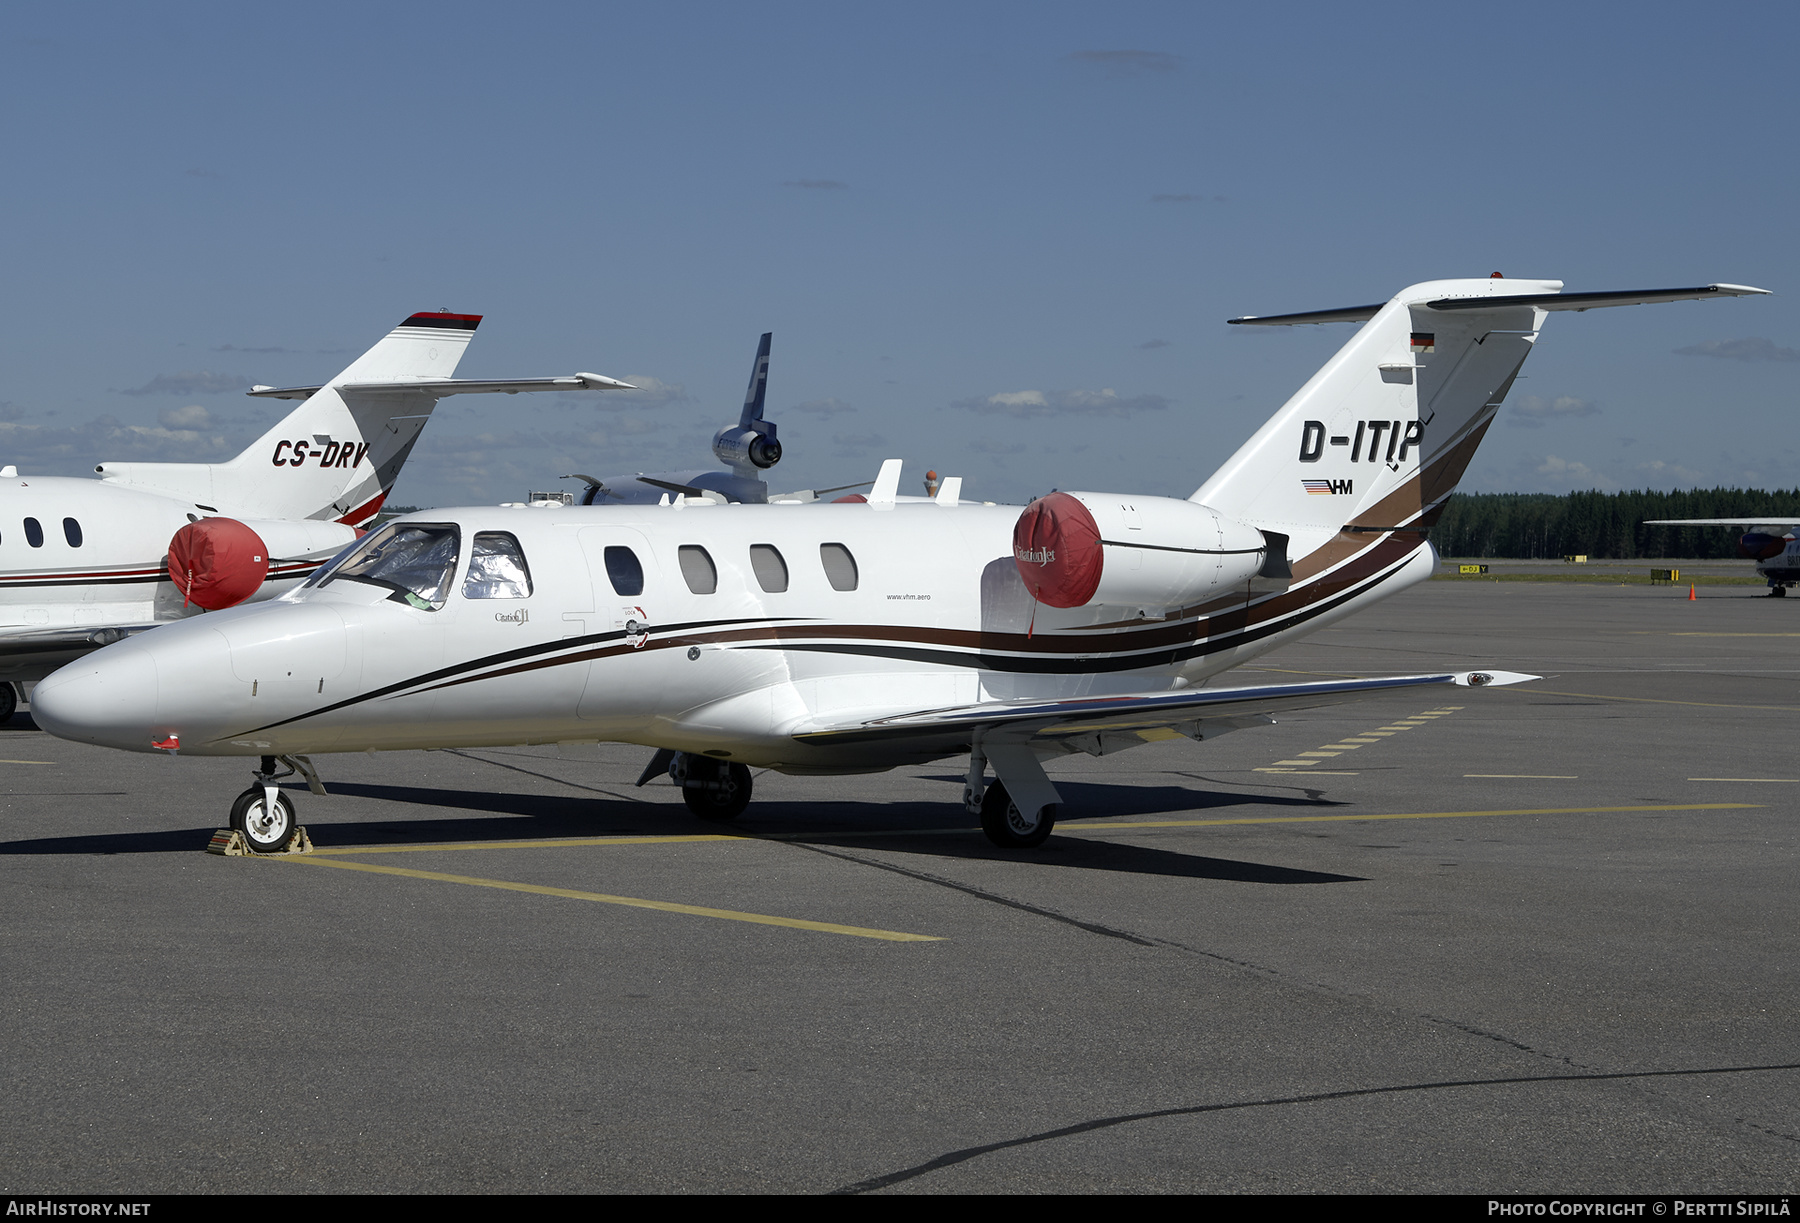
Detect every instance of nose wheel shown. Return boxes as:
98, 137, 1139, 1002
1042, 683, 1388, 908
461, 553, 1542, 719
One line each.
230, 785, 297, 853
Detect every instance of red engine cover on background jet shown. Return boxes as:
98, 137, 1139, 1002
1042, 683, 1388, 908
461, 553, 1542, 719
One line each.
168, 518, 270, 610
1013, 491, 1103, 608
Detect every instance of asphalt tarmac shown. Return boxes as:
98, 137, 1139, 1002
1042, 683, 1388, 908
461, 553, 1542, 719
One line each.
2, 579, 1796, 1194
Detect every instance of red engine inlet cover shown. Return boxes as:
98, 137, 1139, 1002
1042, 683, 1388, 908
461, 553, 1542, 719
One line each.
1013, 492, 1103, 608
168, 518, 271, 610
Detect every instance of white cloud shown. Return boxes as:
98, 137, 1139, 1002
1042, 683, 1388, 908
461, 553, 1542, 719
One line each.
1507, 394, 1600, 427
1674, 337, 1800, 362
792, 398, 856, 417
119, 371, 252, 397
954, 387, 1171, 417
158, 404, 212, 430
596, 376, 689, 409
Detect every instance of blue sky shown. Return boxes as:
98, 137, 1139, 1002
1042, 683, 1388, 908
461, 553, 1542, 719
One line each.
2, 2, 1795, 506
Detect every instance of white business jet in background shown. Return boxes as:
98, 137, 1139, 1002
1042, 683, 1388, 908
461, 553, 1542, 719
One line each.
32, 278, 1767, 851
0, 311, 632, 714
1638, 517, 1800, 594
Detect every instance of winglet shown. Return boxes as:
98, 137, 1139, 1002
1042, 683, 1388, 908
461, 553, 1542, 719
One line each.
868, 458, 903, 506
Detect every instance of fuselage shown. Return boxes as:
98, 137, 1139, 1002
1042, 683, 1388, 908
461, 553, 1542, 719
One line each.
31, 498, 1438, 769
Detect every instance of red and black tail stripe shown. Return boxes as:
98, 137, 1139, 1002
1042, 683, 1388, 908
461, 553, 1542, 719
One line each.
399, 312, 481, 331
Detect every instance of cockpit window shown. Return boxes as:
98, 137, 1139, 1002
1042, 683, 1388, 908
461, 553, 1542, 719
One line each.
462, 532, 532, 599
321, 523, 461, 610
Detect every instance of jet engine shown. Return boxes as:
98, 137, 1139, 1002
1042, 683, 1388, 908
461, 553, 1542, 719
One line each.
1737, 532, 1789, 561
1012, 491, 1276, 611
167, 517, 359, 610
711, 421, 782, 471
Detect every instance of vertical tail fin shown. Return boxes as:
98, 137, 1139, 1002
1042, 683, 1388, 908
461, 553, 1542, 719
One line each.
1192, 279, 1554, 551
97, 312, 482, 524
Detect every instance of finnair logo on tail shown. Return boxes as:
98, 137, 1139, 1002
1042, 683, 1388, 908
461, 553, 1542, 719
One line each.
1302, 479, 1353, 495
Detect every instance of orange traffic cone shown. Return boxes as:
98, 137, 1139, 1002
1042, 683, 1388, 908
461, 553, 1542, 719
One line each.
1688, 583, 1697, 601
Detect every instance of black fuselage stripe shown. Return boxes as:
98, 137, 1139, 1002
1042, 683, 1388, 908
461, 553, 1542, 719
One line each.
225, 615, 788, 736
215, 545, 1417, 741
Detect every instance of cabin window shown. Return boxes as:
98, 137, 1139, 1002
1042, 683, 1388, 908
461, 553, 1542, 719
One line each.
462, 532, 532, 599
323, 522, 461, 611
23, 518, 43, 548
819, 542, 858, 591
749, 544, 788, 593
604, 546, 644, 596
677, 545, 717, 595
63, 518, 82, 548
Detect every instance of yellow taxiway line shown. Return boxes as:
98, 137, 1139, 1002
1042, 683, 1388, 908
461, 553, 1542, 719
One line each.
1055, 803, 1760, 832
272, 853, 940, 942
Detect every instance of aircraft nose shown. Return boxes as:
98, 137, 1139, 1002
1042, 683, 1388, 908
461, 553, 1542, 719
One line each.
33, 644, 162, 751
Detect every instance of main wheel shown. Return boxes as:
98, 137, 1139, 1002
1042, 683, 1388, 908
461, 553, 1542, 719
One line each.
1773, 586, 1788, 597
683, 762, 752, 821
980, 781, 1056, 849
0, 683, 16, 724
230, 786, 297, 853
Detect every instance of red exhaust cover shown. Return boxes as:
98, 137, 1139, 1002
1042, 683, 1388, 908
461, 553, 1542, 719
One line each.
1013, 492, 1103, 608
168, 518, 270, 610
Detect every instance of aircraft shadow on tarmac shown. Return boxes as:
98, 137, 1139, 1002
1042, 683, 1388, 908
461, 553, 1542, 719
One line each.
0, 780, 1364, 884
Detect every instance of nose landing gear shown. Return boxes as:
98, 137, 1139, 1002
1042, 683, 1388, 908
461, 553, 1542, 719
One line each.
226, 755, 326, 853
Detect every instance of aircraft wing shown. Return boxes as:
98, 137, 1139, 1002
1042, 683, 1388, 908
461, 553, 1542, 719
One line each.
791, 670, 1538, 752
247, 373, 636, 400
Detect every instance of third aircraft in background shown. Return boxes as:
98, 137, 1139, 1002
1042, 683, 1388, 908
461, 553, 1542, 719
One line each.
1641, 516, 1800, 595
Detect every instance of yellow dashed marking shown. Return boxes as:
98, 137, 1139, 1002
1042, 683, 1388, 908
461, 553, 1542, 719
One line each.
1263, 708, 1460, 774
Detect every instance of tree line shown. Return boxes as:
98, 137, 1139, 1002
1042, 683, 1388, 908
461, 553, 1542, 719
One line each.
1430, 489, 1800, 559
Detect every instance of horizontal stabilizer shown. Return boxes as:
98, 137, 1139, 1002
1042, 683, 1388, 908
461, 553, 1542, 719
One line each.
793, 670, 1538, 748
248, 373, 635, 400
1229, 283, 1768, 325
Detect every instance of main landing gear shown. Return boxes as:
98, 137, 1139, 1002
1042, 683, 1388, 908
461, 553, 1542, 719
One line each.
0, 682, 16, 724
977, 781, 1057, 849
1770, 586, 1788, 597
966, 741, 1058, 849
668, 752, 753, 821
228, 755, 326, 853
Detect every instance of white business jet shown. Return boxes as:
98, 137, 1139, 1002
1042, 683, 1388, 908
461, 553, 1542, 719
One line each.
0, 311, 632, 715
31, 277, 1767, 851
1638, 517, 1800, 594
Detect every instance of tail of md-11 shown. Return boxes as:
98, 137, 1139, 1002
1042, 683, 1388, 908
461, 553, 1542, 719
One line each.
33, 277, 1767, 851
0, 311, 632, 711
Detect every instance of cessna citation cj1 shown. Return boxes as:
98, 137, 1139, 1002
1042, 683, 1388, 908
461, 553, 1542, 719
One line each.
0, 311, 632, 714
32, 277, 1767, 851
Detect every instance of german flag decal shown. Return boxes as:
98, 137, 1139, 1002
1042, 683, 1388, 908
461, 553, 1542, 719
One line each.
1410, 332, 1434, 352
